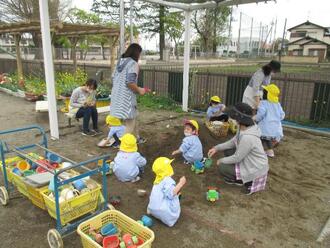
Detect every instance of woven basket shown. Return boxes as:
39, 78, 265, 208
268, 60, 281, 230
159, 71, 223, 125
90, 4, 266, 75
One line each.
205, 121, 229, 138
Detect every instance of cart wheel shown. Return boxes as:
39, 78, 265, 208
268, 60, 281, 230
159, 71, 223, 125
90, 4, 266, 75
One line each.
47, 229, 63, 248
107, 203, 115, 210
0, 186, 9, 206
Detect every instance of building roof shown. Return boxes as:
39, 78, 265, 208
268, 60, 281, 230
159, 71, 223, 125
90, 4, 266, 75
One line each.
0, 21, 119, 37
288, 36, 330, 46
288, 21, 328, 32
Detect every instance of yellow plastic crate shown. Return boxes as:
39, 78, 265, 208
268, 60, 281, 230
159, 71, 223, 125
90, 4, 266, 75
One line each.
41, 182, 102, 225
77, 210, 155, 248
0, 156, 24, 183
61, 98, 110, 113
26, 185, 48, 210
11, 172, 29, 197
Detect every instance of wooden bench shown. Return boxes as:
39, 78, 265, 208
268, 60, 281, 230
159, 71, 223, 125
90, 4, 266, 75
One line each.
65, 106, 110, 127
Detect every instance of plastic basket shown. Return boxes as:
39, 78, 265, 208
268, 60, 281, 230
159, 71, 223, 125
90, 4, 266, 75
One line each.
229, 119, 238, 134
11, 172, 29, 197
95, 97, 110, 108
0, 156, 24, 183
26, 185, 48, 209
205, 121, 229, 138
77, 210, 155, 248
41, 182, 102, 225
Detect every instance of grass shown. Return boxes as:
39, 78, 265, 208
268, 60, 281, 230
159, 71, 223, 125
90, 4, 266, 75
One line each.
138, 93, 183, 112
197, 65, 330, 74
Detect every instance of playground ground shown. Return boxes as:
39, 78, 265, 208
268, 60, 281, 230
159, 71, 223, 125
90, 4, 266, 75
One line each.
0, 92, 329, 248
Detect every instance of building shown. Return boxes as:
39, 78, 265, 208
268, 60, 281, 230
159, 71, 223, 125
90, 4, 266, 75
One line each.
287, 21, 330, 61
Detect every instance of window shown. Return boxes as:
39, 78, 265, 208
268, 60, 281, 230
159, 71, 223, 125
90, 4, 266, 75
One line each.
291, 31, 306, 38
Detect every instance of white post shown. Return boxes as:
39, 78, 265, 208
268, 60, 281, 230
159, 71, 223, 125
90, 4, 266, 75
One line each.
39, 0, 59, 139
120, 0, 125, 55
249, 17, 253, 57
182, 11, 191, 112
237, 12, 242, 58
130, 0, 134, 44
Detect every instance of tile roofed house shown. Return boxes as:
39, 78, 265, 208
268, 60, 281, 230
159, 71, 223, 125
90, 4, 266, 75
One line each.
287, 21, 330, 61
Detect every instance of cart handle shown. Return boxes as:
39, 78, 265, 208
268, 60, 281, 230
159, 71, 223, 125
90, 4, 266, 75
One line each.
0, 125, 47, 148
54, 154, 111, 176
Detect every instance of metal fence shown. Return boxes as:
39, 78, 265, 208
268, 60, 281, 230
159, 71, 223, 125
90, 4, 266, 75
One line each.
0, 58, 329, 123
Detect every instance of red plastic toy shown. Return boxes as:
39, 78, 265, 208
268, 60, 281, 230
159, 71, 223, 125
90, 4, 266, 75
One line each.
120, 234, 138, 248
103, 235, 120, 248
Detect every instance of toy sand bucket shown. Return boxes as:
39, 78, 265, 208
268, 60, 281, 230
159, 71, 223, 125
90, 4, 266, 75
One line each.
47, 153, 62, 164
17, 160, 30, 172
204, 158, 213, 168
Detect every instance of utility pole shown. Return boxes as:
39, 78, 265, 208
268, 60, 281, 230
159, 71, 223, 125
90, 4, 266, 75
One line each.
226, 7, 233, 57
257, 22, 262, 57
279, 18, 287, 63
272, 17, 277, 57
237, 12, 242, 58
119, 0, 125, 56
130, 0, 134, 44
249, 17, 254, 57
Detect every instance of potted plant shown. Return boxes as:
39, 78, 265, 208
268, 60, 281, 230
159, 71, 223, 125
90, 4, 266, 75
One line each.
24, 78, 45, 102
96, 83, 111, 108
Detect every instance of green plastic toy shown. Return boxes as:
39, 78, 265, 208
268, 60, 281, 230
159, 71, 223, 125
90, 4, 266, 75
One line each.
206, 187, 220, 202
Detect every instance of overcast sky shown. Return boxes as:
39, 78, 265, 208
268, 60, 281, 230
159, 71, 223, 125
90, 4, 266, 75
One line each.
72, 0, 330, 50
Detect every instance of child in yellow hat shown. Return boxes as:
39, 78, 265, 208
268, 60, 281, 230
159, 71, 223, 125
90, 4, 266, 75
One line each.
98, 115, 125, 148
147, 157, 186, 227
172, 120, 204, 164
255, 84, 285, 157
206, 96, 228, 122
112, 133, 147, 182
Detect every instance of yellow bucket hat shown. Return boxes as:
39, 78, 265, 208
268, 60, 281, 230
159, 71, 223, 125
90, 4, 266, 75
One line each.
210, 96, 221, 103
106, 115, 122, 126
152, 157, 174, 184
120, 133, 137, 152
262, 84, 280, 103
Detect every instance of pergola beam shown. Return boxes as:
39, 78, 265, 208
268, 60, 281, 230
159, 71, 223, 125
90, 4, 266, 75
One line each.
143, 0, 275, 10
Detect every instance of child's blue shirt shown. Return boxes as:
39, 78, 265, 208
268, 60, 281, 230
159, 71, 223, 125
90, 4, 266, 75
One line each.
113, 151, 146, 182
255, 100, 285, 140
108, 125, 125, 139
206, 104, 225, 119
147, 177, 180, 227
179, 135, 203, 163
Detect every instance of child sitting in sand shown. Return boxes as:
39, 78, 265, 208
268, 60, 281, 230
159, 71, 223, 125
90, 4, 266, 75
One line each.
206, 96, 228, 122
147, 157, 186, 227
255, 84, 285, 158
98, 115, 125, 148
113, 133, 147, 182
208, 103, 268, 195
172, 120, 203, 164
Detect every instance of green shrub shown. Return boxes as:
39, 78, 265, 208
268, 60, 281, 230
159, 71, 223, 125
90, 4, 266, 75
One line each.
137, 93, 182, 112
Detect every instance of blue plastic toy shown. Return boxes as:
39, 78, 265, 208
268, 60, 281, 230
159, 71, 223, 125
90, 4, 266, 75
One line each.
72, 179, 86, 191
140, 215, 153, 227
47, 153, 62, 164
191, 160, 204, 174
101, 223, 118, 236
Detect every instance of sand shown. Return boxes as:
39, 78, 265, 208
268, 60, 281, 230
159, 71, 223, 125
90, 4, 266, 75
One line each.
0, 91, 329, 248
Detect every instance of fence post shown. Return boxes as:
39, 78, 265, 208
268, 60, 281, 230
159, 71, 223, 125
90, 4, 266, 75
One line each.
152, 66, 156, 91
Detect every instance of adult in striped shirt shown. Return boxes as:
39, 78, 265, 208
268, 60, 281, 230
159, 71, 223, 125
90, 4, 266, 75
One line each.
110, 43, 146, 143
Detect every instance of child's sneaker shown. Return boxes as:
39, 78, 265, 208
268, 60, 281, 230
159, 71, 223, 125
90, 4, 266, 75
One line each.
224, 177, 244, 186
184, 160, 191, 165
266, 149, 275, 158
201, 157, 207, 164
131, 176, 141, 183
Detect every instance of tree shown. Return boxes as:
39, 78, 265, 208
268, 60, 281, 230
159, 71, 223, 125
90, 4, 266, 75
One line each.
92, 0, 181, 61
165, 11, 184, 60
0, 0, 72, 57
192, 6, 230, 54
